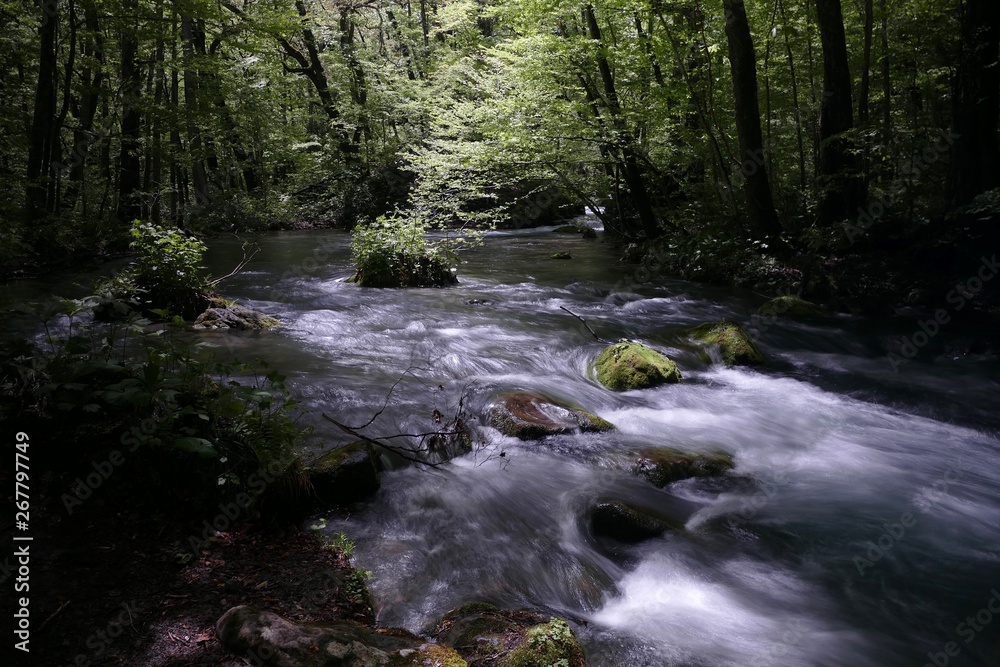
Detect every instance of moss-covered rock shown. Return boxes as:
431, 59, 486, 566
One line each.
498, 618, 586, 667
192, 304, 281, 331
432, 603, 585, 667
391, 644, 469, 667
308, 442, 381, 507
761, 295, 832, 321
589, 500, 680, 543
594, 342, 681, 391
551, 252, 572, 260
486, 391, 614, 440
687, 320, 763, 366
630, 447, 734, 487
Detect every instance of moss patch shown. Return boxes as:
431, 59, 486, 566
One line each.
391, 644, 469, 667
631, 447, 734, 487
594, 341, 681, 391
498, 618, 586, 667
688, 320, 763, 366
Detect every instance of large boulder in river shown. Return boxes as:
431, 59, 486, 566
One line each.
687, 320, 763, 366
308, 442, 381, 507
590, 500, 680, 543
432, 602, 586, 667
761, 295, 832, 321
216, 605, 467, 667
486, 391, 614, 440
630, 447, 734, 487
594, 341, 681, 390
192, 304, 281, 330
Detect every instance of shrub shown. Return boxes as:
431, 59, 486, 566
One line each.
98, 221, 211, 318
0, 296, 304, 506
349, 213, 458, 287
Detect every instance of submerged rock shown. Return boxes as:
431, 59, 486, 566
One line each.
308, 442, 381, 507
216, 605, 463, 667
551, 251, 572, 260
761, 295, 832, 321
486, 391, 614, 440
192, 304, 281, 331
594, 341, 681, 391
630, 447, 734, 487
432, 602, 586, 667
687, 320, 763, 366
590, 500, 680, 543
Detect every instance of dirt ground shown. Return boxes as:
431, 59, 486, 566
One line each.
4, 465, 374, 667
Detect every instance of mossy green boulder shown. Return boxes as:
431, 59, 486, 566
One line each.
498, 617, 586, 667
432, 603, 586, 667
594, 341, 681, 390
487, 391, 614, 440
761, 295, 832, 321
688, 320, 763, 366
630, 447, 734, 487
391, 644, 469, 667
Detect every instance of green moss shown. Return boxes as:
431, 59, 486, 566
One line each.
313, 441, 371, 471
576, 410, 615, 433
632, 448, 734, 487
594, 342, 681, 391
391, 644, 469, 667
688, 320, 763, 366
498, 618, 585, 667
762, 295, 831, 321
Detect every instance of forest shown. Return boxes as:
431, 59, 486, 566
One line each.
3, 1, 1000, 667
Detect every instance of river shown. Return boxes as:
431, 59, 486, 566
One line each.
199, 219, 1000, 667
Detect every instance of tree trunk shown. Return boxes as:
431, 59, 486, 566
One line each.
118, 5, 143, 225
25, 0, 60, 225
950, 0, 1000, 207
65, 1, 103, 211
722, 0, 783, 240
181, 17, 210, 206
584, 3, 658, 239
815, 0, 861, 224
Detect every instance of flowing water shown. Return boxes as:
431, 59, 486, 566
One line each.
197, 220, 1000, 667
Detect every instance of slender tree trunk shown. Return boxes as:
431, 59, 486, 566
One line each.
181, 17, 210, 206
815, 0, 861, 224
584, 3, 658, 239
779, 0, 807, 197
859, 0, 874, 192
723, 0, 783, 240
25, 0, 60, 225
949, 0, 1000, 206
65, 1, 103, 211
118, 3, 143, 225
880, 0, 891, 152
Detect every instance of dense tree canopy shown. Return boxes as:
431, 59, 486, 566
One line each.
2, 0, 997, 295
